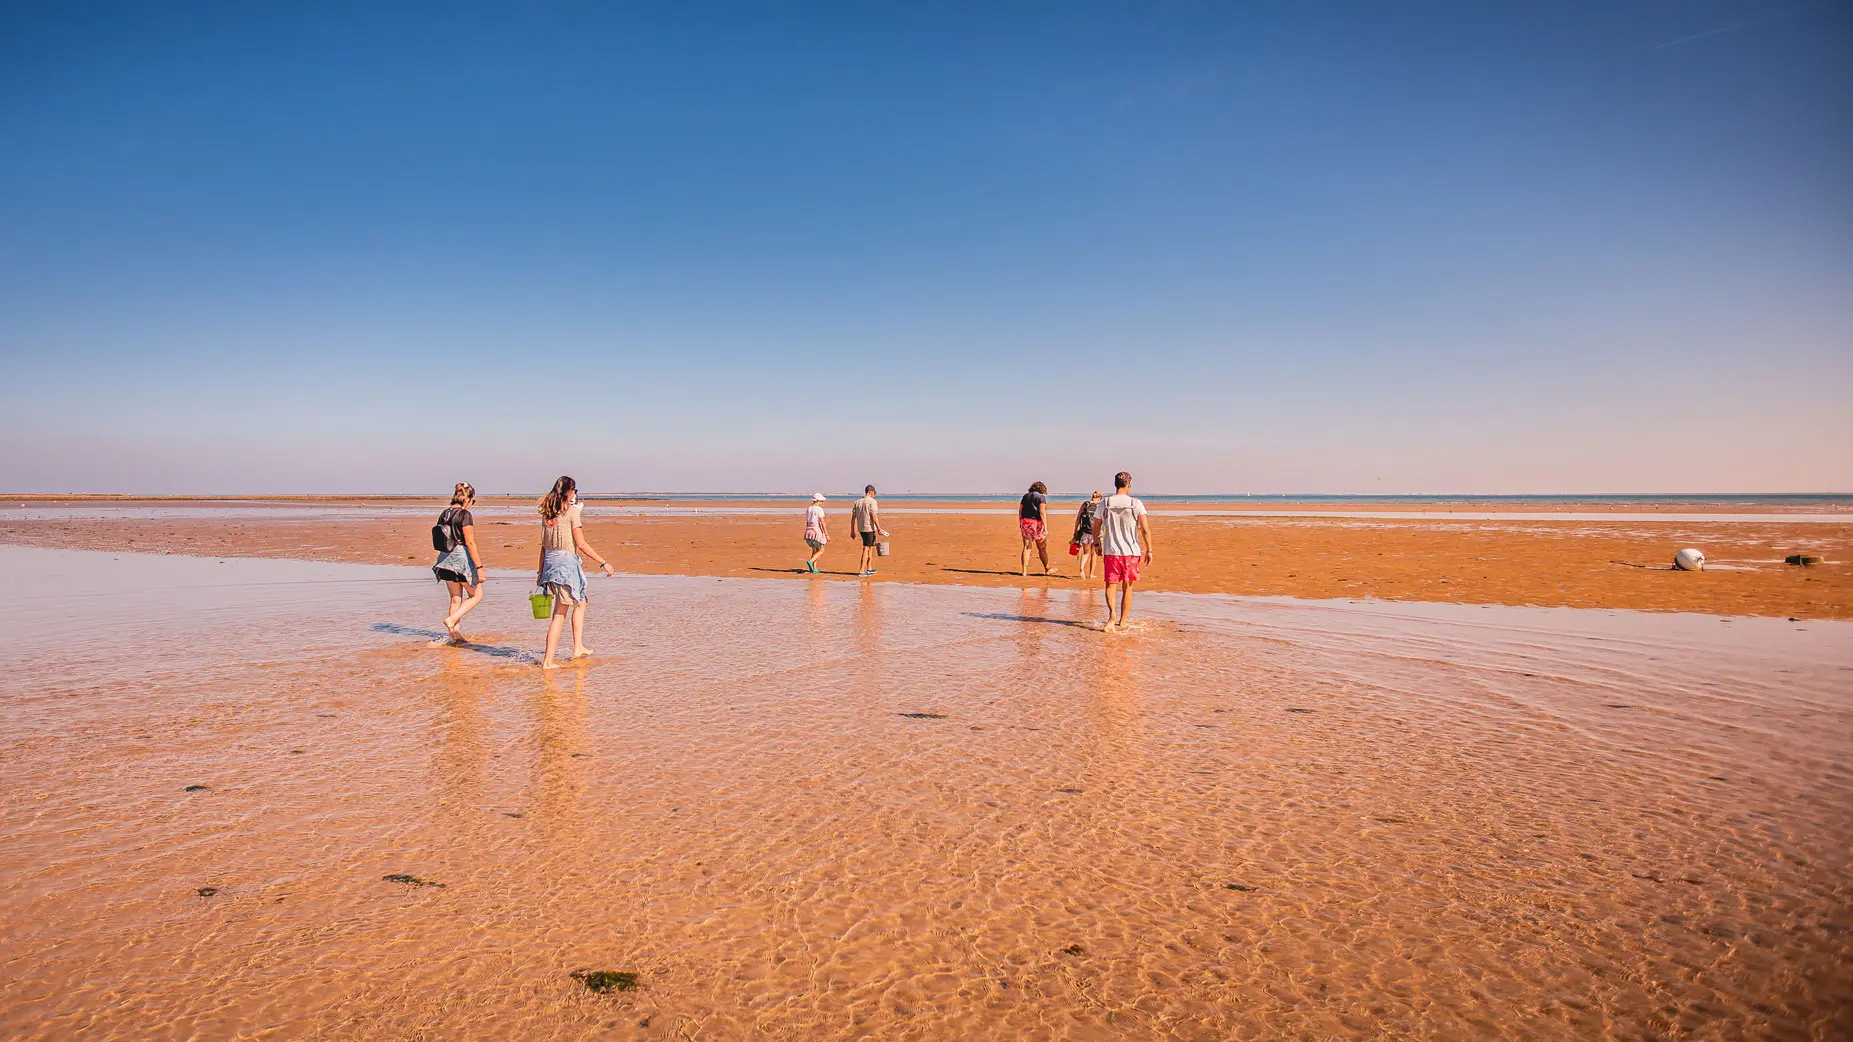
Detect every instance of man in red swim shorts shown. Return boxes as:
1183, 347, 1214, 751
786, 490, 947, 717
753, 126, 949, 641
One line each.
1096, 471, 1153, 633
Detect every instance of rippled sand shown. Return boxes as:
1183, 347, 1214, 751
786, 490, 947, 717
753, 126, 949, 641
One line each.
1, 547, 1848, 1040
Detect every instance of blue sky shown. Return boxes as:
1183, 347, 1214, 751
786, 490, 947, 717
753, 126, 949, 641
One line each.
2, 1, 1848, 494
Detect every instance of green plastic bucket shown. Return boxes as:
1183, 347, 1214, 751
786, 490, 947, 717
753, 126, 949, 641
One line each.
530, 590, 555, 619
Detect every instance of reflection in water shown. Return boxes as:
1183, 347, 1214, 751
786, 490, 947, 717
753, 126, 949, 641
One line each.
533, 668, 590, 841
850, 581, 885, 725
1012, 586, 1051, 664
1086, 636, 1145, 783
803, 576, 833, 668
429, 649, 491, 818
853, 579, 882, 663
1, 546, 1849, 1041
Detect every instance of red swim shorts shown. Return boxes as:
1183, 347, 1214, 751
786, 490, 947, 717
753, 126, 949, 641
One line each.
1019, 518, 1046, 541
1103, 554, 1141, 584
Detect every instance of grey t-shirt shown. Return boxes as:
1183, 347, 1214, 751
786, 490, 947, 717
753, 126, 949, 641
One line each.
851, 496, 880, 533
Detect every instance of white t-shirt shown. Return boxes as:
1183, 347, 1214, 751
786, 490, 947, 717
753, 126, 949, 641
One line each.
1095, 494, 1147, 556
804, 503, 827, 541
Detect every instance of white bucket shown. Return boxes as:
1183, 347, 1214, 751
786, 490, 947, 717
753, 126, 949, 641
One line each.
876, 541, 890, 557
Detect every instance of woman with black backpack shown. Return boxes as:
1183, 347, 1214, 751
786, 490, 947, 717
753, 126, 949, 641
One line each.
432, 482, 487, 644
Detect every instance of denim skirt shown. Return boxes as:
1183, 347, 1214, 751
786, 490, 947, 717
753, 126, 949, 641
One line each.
433, 545, 479, 585
538, 549, 587, 604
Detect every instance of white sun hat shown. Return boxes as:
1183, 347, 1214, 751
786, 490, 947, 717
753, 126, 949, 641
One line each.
812, 492, 827, 502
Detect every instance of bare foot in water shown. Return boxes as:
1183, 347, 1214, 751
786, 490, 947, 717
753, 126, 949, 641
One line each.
541, 658, 560, 670
572, 648, 595, 659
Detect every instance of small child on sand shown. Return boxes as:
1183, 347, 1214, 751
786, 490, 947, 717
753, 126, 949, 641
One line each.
1072, 490, 1102, 581
803, 493, 829, 573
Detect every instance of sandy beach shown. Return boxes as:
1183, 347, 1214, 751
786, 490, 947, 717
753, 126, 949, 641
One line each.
2, 498, 1849, 1040
2, 497, 1847, 618
2, 544, 1848, 1039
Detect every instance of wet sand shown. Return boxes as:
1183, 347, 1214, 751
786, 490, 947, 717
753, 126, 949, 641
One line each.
1, 546, 1848, 1039
1, 498, 1847, 618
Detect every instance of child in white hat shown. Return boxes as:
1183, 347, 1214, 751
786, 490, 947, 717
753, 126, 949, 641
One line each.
803, 493, 830, 573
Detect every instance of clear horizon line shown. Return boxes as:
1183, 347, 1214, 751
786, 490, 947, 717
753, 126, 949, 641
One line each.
6, 491, 1852, 500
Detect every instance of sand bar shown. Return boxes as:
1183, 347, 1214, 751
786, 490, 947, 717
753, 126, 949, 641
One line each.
2, 497, 1847, 618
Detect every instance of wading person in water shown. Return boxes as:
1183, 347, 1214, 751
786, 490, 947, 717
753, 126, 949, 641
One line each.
803, 492, 830, 573
432, 482, 486, 644
1019, 481, 1059, 577
1072, 489, 1103, 581
851, 485, 888, 578
1097, 471, 1153, 634
535, 476, 615, 669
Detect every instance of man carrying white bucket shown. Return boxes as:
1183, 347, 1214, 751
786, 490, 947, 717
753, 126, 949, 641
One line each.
852, 485, 890, 578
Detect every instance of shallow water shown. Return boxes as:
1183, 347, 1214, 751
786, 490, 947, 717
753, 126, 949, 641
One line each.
1, 546, 1848, 1040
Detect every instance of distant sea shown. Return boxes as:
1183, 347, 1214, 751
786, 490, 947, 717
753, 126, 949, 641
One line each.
587, 493, 1853, 506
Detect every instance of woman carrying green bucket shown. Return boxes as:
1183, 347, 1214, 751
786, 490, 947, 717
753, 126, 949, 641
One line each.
534, 475, 616, 669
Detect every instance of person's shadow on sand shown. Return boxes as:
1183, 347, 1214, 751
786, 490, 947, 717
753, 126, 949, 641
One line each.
964, 612, 1091, 628
371, 623, 535, 661
941, 567, 1070, 579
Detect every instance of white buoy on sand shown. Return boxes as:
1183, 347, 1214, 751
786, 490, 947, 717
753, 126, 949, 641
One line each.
1674, 548, 1705, 571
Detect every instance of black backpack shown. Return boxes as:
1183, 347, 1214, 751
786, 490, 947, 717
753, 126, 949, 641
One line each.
431, 508, 460, 553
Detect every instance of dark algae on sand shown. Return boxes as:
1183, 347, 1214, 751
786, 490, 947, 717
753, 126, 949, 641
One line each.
570, 970, 639, 993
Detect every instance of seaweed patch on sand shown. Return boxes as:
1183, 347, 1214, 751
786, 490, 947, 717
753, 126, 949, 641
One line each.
570, 970, 638, 993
